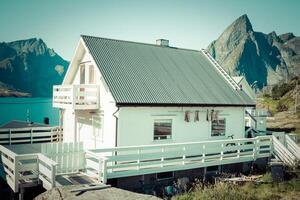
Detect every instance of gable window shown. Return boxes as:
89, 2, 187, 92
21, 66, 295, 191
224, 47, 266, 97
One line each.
211, 118, 226, 137
89, 65, 95, 84
154, 119, 172, 140
80, 65, 85, 84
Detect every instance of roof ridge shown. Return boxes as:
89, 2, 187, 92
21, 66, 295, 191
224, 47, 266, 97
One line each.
80, 34, 202, 53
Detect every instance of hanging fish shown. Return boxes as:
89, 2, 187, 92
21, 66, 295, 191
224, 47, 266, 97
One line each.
194, 110, 199, 122
184, 111, 190, 122
206, 109, 209, 121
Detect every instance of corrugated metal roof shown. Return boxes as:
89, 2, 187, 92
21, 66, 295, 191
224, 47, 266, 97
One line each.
81, 35, 255, 106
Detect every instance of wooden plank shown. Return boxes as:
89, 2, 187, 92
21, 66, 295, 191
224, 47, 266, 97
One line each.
39, 175, 52, 190
39, 164, 52, 179
3, 165, 15, 179
1, 154, 14, 169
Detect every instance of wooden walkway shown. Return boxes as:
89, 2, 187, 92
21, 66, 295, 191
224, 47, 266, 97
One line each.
1, 134, 299, 198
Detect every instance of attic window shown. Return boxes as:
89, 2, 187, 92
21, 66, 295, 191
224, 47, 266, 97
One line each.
154, 119, 172, 140
89, 65, 95, 84
211, 118, 226, 137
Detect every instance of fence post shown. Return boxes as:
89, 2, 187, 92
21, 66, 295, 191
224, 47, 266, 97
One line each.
220, 143, 223, 160
9, 129, 11, 145
202, 145, 205, 163
237, 142, 241, 158
161, 147, 165, 168
101, 158, 107, 184
30, 128, 33, 144
256, 139, 260, 159
137, 148, 141, 170
51, 164, 56, 188
182, 146, 186, 165
252, 140, 256, 159
14, 155, 19, 193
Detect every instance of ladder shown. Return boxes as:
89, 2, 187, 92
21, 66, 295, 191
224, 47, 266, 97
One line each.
201, 49, 241, 90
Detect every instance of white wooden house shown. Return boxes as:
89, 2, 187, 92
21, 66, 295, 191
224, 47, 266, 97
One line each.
1, 36, 300, 198
53, 36, 256, 150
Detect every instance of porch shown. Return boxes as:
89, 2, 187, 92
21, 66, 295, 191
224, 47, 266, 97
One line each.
53, 84, 100, 110
0, 136, 276, 194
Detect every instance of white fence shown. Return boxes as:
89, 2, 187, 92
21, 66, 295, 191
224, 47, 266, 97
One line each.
0, 126, 62, 145
53, 84, 99, 110
87, 136, 272, 183
5, 136, 297, 192
0, 142, 85, 192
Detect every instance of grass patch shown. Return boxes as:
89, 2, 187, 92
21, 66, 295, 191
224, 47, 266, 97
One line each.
173, 179, 300, 200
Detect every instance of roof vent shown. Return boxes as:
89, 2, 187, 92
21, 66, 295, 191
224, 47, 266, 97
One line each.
156, 39, 169, 47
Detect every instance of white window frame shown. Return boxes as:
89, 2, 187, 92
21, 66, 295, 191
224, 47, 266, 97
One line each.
153, 119, 172, 141
211, 118, 226, 137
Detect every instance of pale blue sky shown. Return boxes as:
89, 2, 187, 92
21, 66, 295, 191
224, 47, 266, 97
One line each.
1, 0, 299, 60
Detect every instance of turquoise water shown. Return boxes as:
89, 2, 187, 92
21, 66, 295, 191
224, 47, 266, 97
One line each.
0, 98, 59, 126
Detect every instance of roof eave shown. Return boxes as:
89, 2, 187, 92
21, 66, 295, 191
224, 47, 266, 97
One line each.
116, 102, 256, 107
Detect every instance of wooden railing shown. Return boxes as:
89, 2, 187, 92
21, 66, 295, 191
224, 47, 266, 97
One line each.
87, 136, 272, 183
285, 135, 300, 160
38, 153, 57, 190
0, 150, 60, 192
53, 84, 99, 109
0, 126, 62, 145
0, 145, 18, 192
272, 136, 297, 166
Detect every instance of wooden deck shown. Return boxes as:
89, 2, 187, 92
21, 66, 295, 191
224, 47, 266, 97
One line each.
2, 135, 299, 196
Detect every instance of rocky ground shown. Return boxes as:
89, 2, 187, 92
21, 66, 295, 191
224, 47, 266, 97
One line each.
34, 185, 161, 200
257, 76, 300, 138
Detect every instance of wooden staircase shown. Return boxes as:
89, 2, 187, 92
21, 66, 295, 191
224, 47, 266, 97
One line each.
272, 135, 300, 167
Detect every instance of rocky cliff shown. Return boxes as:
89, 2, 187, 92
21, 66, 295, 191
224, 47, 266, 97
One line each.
0, 38, 69, 97
207, 14, 300, 89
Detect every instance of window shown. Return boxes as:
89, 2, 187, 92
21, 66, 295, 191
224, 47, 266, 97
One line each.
89, 65, 95, 84
80, 65, 85, 84
211, 118, 226, 136
153, 119, 172, 140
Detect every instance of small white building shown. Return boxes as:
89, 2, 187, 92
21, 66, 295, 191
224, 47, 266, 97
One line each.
53, 36, 255, 150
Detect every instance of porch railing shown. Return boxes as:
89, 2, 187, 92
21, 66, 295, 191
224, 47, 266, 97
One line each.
53, 84, 99, 110
87, 136, 272, 183
0, 126, 62, 145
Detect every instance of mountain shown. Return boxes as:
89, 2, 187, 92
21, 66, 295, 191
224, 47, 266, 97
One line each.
207, 14, 300, 89
0, 81, 30, 97
0, 38, 69, 97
